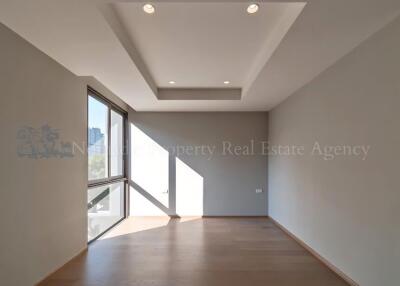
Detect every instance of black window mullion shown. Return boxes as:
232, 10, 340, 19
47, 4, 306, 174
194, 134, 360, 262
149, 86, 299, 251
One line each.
107, 105, 111, 179
88, 177, 127, 189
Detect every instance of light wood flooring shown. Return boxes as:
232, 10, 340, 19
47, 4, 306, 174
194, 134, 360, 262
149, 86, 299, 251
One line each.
39, 217, 349, 286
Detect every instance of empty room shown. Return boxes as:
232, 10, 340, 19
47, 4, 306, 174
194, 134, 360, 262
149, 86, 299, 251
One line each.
0, 0, 399, 286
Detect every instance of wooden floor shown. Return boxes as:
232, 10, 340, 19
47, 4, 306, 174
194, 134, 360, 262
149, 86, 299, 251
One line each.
39, 217, 349, 286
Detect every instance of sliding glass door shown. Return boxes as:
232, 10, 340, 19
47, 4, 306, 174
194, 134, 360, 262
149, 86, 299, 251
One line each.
87, 88, 127, 242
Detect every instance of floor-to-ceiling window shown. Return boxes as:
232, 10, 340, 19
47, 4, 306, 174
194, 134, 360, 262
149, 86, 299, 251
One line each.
87, 88, 127, 242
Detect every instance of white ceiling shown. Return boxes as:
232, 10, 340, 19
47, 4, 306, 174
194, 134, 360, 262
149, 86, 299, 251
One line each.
113, 2, 300, 88
0, 0, 400, 111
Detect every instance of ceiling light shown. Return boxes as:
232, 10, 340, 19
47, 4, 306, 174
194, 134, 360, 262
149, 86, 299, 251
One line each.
143, 4, 155, 14
169, 81, 176, 85
224, 81, 230, 85
247, 3, 259, 14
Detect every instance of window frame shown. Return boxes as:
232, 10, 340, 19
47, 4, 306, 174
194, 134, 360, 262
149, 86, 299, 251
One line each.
87, 87, 127, 187
87, 87, 128, 243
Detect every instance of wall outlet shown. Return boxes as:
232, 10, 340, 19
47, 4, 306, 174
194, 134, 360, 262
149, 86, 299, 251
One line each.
256, 188, 263, 193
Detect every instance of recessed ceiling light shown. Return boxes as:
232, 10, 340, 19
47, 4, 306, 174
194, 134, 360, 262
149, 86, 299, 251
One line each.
224, 81, 230, 85
143, 4, 155, 14
247, 3, 259, 14
169, 81, 176, 85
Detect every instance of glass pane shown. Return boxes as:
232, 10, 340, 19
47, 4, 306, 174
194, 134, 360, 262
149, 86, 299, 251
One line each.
88, 96, 108, 181
87, 182, 124, 241
110, 110, 123, 177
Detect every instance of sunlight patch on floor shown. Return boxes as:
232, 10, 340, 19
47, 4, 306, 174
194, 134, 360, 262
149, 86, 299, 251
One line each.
99, 216, 201, 239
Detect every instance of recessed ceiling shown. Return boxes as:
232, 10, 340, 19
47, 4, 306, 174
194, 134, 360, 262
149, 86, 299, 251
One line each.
112, 2, 300, 88
0, 0, 400, 111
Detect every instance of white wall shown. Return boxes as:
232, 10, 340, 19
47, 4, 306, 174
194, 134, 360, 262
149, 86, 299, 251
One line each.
268, 16, 400, 286
129, 112, 268, 217
0, 23, 87, 285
